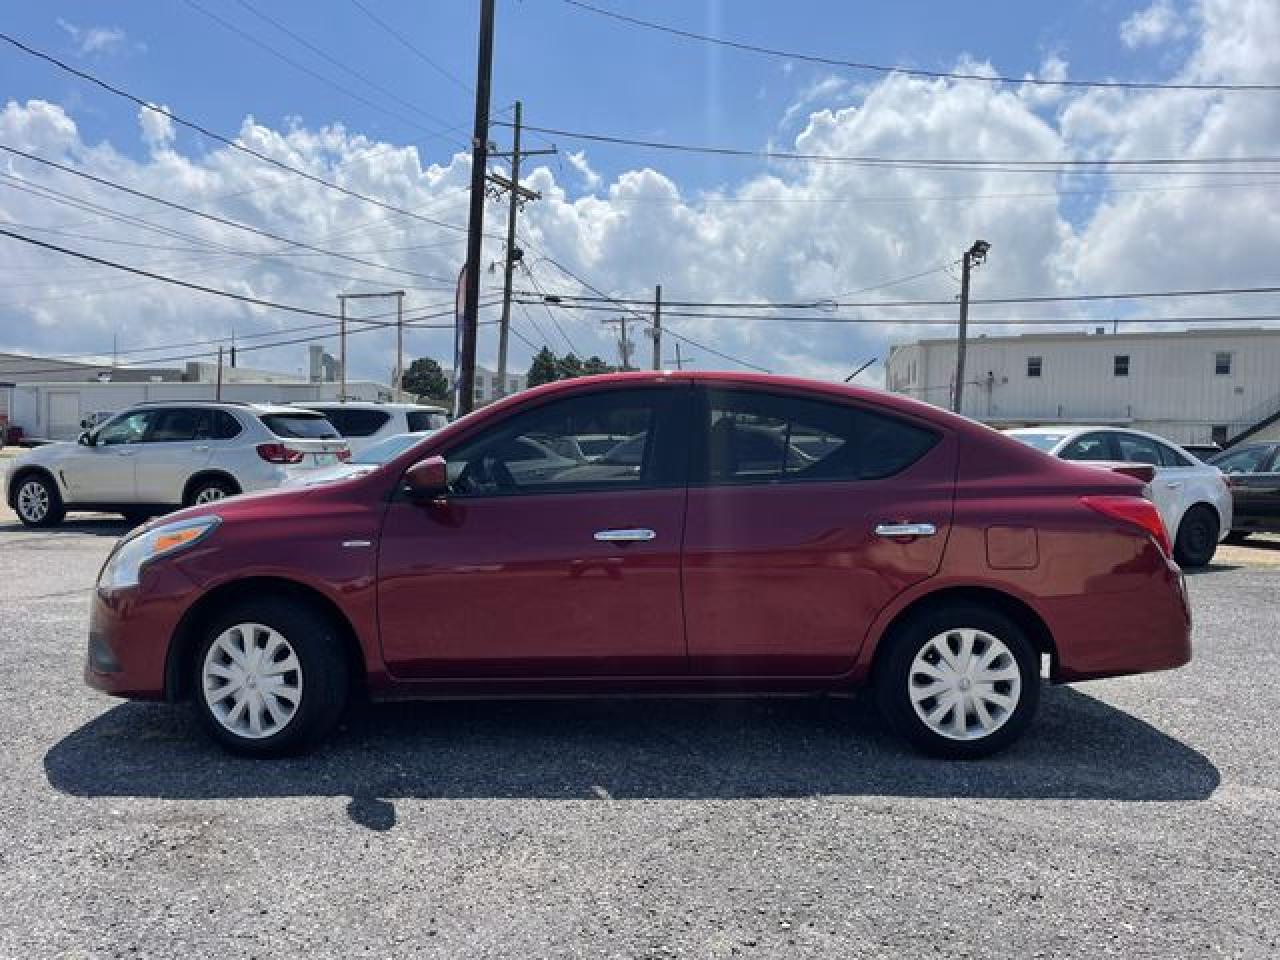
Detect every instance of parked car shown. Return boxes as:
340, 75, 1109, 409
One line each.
284, 431, 433, 488
299, 402, 448, 457
4, 401, 350, 527
1005, 426, 1232, 568
1208, 442, 1280, 540
85, 372, 1191, 759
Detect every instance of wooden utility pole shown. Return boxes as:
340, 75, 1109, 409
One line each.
338, 294, 347, 402
216, 346, 224, 401
601, 316, 632, 370
458, 0, 496, 416
488, 101, 555, 398
953, 240, 990, 414
394, 290, 405, 402
651, 284, 662, 370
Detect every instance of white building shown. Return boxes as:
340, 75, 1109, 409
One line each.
444, 365, 528, 406
886, 327, 1280, 446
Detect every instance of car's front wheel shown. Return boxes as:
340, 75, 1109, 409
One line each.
192, 599, 348, 756
13, 473, 65, 528
1173, 505, 1219, 568
875, 604, 1040, 759
185, 476, 237, 507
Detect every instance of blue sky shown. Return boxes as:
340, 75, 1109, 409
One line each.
4, 0, 1185, 192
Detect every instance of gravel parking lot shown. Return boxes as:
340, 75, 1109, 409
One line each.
0, 493, 1277, 957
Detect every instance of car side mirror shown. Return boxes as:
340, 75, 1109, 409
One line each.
78, 431, 95, 447
403, 455, 449, 500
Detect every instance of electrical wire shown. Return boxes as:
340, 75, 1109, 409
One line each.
348, 0, 475, 96
560, 0, 1280, 92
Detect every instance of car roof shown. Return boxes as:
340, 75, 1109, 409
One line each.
120, 400, 320, 416
1005, 424, 1185, 447
297, 401, 447, 412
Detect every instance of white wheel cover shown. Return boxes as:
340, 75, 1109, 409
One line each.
908, 628, 1022, 741
202, 623, 303, 740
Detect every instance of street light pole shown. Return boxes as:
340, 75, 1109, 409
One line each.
953, 240, 990, 414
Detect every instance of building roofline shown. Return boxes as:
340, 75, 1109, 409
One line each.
895, 326, 1280, 348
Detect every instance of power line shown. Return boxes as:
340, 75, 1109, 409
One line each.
517, 282, 1280, 310
183, 0, 466, 147
0, 32, 471, 232
0, 144, 455, 284
498, 123, 1280, 176
519, 259, 581, 355
348, 0, 475, 96
560, 0, 1280, 93
659, 326, 771, 373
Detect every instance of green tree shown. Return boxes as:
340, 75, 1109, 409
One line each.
583, 355, 613, 375
527, 347, 559, 387
556, 352, 584, 380
401, 356, 449, 404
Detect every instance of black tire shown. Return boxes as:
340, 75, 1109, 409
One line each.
1173, 505, 1219, 568
12, 472, 65, 528
184, 476, 237, 508
1223, 531, 1251, 545
874, 603, 1041, 760
191, 598, 349, 757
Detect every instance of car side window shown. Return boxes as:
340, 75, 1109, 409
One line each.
96, 412, 154, 446
701, 389, 938, 485
1156, 441, 1193, 468
1113, 433, 1163, 466
1213, 446, 1272, 474
146, 408, 209, 443
213, 410, 243, 440
321, 408, 391, 437
405, 411, 448, 432
1059, 432, 1116, 461
443, 389, 680, 496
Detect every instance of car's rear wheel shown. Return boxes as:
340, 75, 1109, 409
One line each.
186, 477, 237, 507
1173, 505, 1219, 568
192, 599, 348, 756
875, 604, 1040, 759
14, 474, 65, 528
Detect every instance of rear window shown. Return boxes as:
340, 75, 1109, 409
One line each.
258, 413, 341, 439
406, 411, 448, 432
314, 408, 391, 437
1009, 432, 1065, 453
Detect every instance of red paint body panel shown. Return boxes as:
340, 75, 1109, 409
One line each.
84, 372, 1192, 706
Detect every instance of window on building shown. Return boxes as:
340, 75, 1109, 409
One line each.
1215, 352, 1232, 375
1211, 425, 1229, 445
1114, 355, 1129, 377
508, 377, 520, 393
1027, 357, 1043, 378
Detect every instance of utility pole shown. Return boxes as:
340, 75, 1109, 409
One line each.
337, 294, 347, 402
601, 316, 632, 370
651, 284, 662, 370
488, 100, 555, 398
216, 346, 224, 401
394, 290, 405, 402
457, 0, 496, 417
953, 240, 990, 414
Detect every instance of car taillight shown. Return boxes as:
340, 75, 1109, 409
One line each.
256, 443, 304, 464
337, 449, 352, 462
1081, 495, 1173, 557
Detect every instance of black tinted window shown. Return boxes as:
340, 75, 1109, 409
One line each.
406, 411, 448, 432
315, 408, 391, 437
445, 389, 679, 496
213, 410, 242, 439
259, 414, 341, 439
1060, 433, 1115, 461
146, 408, 211, 443
702, 389, 937, 485
1212, 445, 1273, 474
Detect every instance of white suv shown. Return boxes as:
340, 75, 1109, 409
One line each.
4, 402, 350, 527
300, 402, 448, 456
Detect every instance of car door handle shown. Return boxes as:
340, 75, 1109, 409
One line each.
1165, 481, 1183, 489
875, 522, 937, 538
192, 445, 210, 452
116, 449, 137, 457
593, 528, 656, 543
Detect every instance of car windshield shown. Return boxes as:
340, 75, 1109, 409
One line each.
258, 413, 340, 439
1009, 432, 1066, 452
353, 433, 430, 465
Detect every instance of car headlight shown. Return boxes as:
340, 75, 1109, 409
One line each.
97, 515, 221, 592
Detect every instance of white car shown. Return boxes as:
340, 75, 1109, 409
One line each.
1006, 425, 1233, 567
300, 402, 448, 457
4, 401, 350, 528
283, 431, 433, 487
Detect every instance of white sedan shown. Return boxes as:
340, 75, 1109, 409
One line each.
1005, 426, 1233, 568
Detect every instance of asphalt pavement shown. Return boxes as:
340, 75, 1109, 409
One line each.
0, 509, 1276, 958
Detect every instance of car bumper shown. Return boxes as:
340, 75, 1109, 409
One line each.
84, 566, 195, 700
1048, 561, 1192, 682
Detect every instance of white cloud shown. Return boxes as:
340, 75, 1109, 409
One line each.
138, 104, 175, 149
2, 0, 1277, 387
1019, 55, 1070, 107
1120, 1, 1189, 49
565, 150, 601, 192
55, 19, 136, 56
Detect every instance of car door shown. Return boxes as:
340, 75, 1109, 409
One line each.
133, 408, 217, 504
60, 411, 155, 503
682, 386, 956, 676
1254, 447, 1280, 530
377, 384, 691, 679
1214, 444, 1280, 531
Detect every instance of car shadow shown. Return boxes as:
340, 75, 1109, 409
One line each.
1185, 562, 1242, 576
45, 686, 1219, 830
0, 517, 132, 538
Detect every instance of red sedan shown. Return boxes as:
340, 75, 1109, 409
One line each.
86, 372, 1190, 759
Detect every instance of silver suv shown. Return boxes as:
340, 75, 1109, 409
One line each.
4, 402, 350, 527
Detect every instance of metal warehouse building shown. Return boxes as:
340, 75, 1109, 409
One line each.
886, 327, 1280, 447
